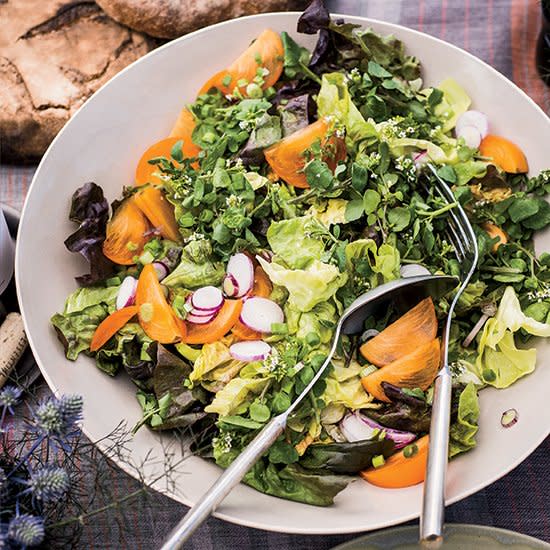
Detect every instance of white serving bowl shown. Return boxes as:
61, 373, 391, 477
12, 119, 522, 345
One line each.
16, 12, 550, 534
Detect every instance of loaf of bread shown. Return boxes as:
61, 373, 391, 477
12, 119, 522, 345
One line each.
0, 0, 154, 161
95, 0, 308, 39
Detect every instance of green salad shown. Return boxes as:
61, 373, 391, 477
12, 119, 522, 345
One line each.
51, 0, 550, 506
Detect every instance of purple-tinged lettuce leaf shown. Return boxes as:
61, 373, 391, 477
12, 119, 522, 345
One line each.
64, 182, 115, 286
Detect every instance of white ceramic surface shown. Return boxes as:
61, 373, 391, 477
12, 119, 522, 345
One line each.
16, 12, 550, 534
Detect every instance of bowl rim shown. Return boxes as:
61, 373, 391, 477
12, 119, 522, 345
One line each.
16, 11, 550, 535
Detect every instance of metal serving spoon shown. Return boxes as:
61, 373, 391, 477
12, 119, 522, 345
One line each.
160, 273, 458, 549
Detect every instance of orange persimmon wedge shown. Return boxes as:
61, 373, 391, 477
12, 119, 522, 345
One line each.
264, 118, 346, 188
136, 264, 186, 343
360, 298, 438, 367
253, 266, 272, 298
361, 435, 429, 488
479, 134, 528, 173
133, 186, 180, 242
483, 222, 508, 252
198, 29, 284, 96
361, 339, 441, 402
135, 137, 190, 186
103, 198, 152, 266
90, 306, 139, 352
232, 319, 262, 341
185, 299, 243, 345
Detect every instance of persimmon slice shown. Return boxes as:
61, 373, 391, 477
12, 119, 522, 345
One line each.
135, 137, 191, 186
185, 299, 243, 345
252, 266, 272, 298
482, 222, 508, 252
360, 297, 437, 367
133, 186, 180, 242
479, 134, 528, 173
361, 339, 441, 402
102, 198, 151, 266
361, 435, 429, 488
90, 306, 139, 352
136, 264, 186, 343
198, 29, 284, 96
264, 118, 346, 188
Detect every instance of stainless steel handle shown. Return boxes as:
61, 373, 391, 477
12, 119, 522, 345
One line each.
160, 413, 288, 550
420, 369, 452, 547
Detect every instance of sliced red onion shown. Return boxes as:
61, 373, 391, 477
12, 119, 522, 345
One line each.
225, 253, 254, 298
456, 125, 482, 149
222, 273, 240, 298
191, 286, 223, 311
400, 263, 431, 278
340, 412, 417, 449
240, 297, 284, 333
152, 261, 169, 281
360, 328, 380, 343
413, 150, 428, 168
116, 276, 137, 310
456, 110, 489, 138
229, 340, 272, 362
186, 311, 216, 324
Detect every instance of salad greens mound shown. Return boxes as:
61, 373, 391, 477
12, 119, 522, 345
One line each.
51, 0, 550, 506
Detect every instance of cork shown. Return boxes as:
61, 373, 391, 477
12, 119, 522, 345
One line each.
0, 312, 27, 388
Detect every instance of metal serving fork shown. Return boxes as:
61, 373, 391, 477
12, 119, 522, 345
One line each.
420, 164, 479, 546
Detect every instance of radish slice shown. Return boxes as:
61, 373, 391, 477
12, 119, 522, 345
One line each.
116, 276, 137, 310
456, 125, 482, 149
230, 340, 272, 362
222, 273, 240, 298
413, 150, 428, 168
152, 261, 169, 281
400, 264, 430, 278
192, 286, 223, 311
340, 412, 416, 449
240, 297, 284, 333
456, 110, 489, 138
225, 253, 254, 298
186, 311, 216, 324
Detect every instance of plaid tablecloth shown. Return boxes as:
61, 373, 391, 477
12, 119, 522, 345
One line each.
2, 0, 550, 548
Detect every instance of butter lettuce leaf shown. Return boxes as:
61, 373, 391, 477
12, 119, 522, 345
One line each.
434, 78, 471, 132
51, 304, 108, 361
473, 287, 550, 388
449, 382, 479, 458
323, 362, 374, 410
204, 377, 270, 416
163, 239, 224, 289
317, 72, 378, 145
266, 216, 325, 269
63, 285, 119, 315
258, 257, 347, 312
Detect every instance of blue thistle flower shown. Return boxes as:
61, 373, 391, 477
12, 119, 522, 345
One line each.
32, 394, 82, 437
7, 514, 45, 547
0, 385, 22, 411
0, 386, 23, 428
26, 466, 69, 503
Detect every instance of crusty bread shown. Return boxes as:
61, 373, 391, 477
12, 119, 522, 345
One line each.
95, 0, 307, 39
0, 1, 154, 162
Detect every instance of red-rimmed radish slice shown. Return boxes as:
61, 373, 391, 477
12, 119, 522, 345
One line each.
456, 110, 489, 138
226, 253, 254, 298
413, 150, 428, 168
152, 261, 169, 281
456, 125, 482, 149
187, 311, 217, 324
116, 276, 138, 310
230, 340, 272, 362
223, 273, 240, 298
192, 286, 223, 311
240, 297, 284, 333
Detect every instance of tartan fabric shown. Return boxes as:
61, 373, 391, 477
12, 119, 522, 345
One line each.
1, 1, 549, 548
